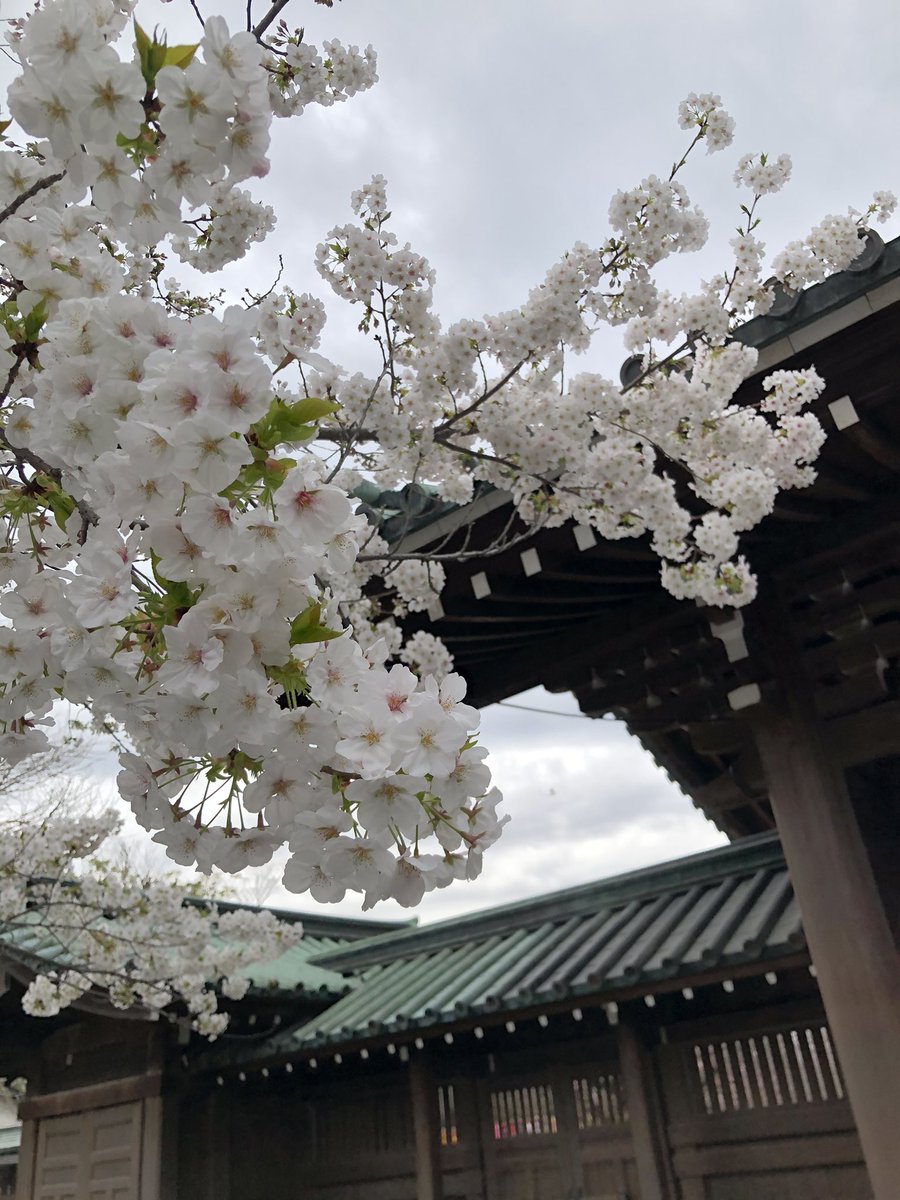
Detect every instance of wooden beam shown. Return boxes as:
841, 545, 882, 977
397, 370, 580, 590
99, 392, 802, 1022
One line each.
843, 420, 900, 473
409, 1051, 443, 1200
616, 1020, 676, 1200
748, 591, 900, 1200
828, 699, 900, 766
19, 1072, 161, 1120
763, 493, 900, 578
691, 771, 760, 814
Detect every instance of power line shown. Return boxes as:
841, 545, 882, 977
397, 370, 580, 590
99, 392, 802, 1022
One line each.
494, 700, 595, 720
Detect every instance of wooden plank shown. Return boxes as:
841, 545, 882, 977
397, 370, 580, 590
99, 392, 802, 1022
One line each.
673, 1129, 863, 1174
19, 1073, 162, 1121
140, 1096, 162, 1200
660, 997, 824, 1044
409, 1052, 443, 1200
546, 1063, 584, 1200
14, 1118, 36, 1200
666, 1099, 858, 1147
748, 589, 900, 1200
616, 1023, 676, 1200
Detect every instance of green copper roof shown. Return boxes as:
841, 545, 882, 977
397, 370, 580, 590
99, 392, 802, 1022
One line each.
0, 1125, 20, 1157
185, 900, 410, 998
258, 834, 803, 1056
238, 910, 410, 998
0, 898, 409, 1003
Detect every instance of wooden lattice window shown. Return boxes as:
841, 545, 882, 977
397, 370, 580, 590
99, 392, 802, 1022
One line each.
571, 1071, 628, 1128
691, 1021, 845, 1115
490, 1083, 557, 1139
437, 1083, 458, 1146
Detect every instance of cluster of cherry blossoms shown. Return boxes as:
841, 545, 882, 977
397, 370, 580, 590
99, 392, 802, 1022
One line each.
2, 804, 297, 1037
0, 0, 894, 978
314, 159, 893, 607
0, 0, 504, 921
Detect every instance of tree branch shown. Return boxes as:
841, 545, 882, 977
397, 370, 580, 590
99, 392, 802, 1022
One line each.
435, 358, 526, 437
0, 172, 65, 227
0, 429, 100, 545
253, 0, 292, 39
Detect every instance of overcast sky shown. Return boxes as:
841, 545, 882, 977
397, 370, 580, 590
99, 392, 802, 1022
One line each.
77, 0, 900, 922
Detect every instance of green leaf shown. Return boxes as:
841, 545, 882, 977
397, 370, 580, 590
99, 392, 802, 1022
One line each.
266, 659, 309, 699
134, 19, 152, 58
289, 602, 342, 646
134, 20, 170, 87
34, 476, 75, 530
289, 396, 340, 425
22, 298, 48, 341
252, 397, 338, 450
150, 553, 197, 616
163, 41, 200, 70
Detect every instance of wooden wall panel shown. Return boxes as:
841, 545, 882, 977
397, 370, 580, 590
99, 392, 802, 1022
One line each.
27, 1103, 144, 1200
655, 1005, 872, 1200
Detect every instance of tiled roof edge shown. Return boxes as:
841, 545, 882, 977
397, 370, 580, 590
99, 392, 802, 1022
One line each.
734, 232, 900, 351
311, 832, 785, 972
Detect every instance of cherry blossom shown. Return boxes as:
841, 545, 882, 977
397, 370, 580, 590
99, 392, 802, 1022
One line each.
0, 0, 890, 1006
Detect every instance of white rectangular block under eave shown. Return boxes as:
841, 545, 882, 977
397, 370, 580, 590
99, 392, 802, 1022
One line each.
520, 548, 542, 577
828, 394, 859, 431
573, 524, 596, 551
471, 571, 491, 599
728, 682, 761, 711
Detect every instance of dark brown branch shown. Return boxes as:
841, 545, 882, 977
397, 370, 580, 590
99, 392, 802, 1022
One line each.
0, 429, 100, 545
0, 172, 65, 227
253, 0, 292, 38
0, 347, 25, 406
435, 358, 526, 437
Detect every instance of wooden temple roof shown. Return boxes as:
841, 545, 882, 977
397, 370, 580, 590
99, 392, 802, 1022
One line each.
389, 234, 900, 839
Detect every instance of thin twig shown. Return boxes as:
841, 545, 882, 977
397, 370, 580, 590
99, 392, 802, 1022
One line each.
242, 256, 284, 308
188, 0, 205, 27
620, 338, 691, 395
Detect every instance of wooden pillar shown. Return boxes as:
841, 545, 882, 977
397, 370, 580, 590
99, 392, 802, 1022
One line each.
13, 1118, 36, 1200
616, 1020, 675, 1200
198, 1089, 230, 1200
139, 1096, 163, 1200
409, 1051, 443, 1200
749, 594, 900, 1200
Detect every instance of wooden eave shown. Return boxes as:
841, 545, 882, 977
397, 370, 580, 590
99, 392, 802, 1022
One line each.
398, 241, 900, 837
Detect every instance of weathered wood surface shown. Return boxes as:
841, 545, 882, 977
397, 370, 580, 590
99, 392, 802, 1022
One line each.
748, 592, 900, 1200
